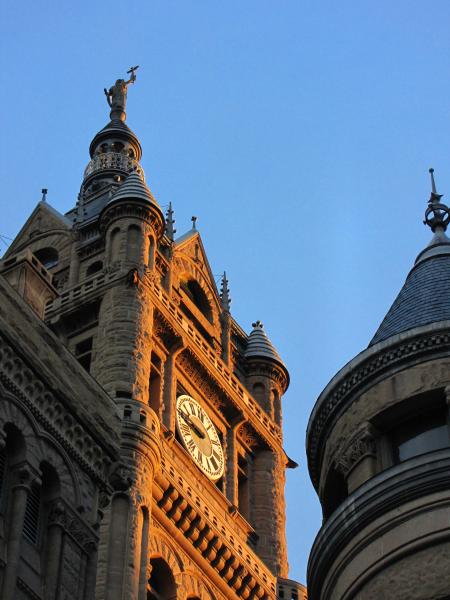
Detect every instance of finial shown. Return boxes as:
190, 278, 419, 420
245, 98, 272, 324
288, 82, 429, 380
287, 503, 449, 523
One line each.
220, 271, 231, 312
165, 202, 176, 241
428, 168, 443, 204
191, 216, 197, 230
252, 320, 264, 329
424, 167, 450, 233
104, 66, 139, 122
41, 188, 48, 202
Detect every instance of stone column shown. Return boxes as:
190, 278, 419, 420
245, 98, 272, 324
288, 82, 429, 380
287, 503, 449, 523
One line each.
44, 501, 66, 599
225, 418, 245, 506
1, 467, 33, 600
162, 342, 185, 432
68, 234, 81, 288
105, 492, 130, 600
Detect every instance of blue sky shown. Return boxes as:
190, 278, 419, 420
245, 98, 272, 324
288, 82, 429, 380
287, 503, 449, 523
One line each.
1, 0, 450, 584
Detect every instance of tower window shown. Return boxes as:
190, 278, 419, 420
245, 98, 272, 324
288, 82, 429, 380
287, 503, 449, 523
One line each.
75, 337, 93, 372
34, 247, 58, 270
86, 260, 103, 277
149, 353, 162, 415
180, 279, 213, 323
393, 410, 449, 463
23, 481, 41, 544
238, 453, 250, 522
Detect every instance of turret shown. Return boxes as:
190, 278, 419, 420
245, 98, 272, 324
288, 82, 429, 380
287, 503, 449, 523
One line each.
244, 321, 289, 426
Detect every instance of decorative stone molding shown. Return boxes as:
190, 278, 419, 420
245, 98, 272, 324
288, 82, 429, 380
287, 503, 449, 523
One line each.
178, 349, 226, 411
335, 424, 377, 477
308, 327, 450, 488
237, 422, 263, 451
245, 360, 289, 394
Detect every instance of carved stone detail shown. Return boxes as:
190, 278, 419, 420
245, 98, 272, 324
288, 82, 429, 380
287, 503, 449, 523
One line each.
335, 423, 377, 477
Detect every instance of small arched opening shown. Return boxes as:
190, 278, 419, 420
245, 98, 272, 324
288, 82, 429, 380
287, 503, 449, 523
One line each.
148, 557, 177, 600
34, 247, 59, 270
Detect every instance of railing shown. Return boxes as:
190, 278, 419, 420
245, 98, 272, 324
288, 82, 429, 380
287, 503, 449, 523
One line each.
83, 152, 144, 179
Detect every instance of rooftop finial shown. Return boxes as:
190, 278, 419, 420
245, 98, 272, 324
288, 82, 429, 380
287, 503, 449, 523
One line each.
220, 271, 231, 312
41, 188, 48, 202
165, 202, 176, 241
104, 66, 139, 122
252, 320, 264, 329
429, 167, 442, 204
424, 167, 450, 233
191, 216, 197, 230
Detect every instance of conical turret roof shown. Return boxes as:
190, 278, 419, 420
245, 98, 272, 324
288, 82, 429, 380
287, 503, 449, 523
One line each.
370, 170, 450, 346
108, 171, 157, 206
244, 321, 285, 366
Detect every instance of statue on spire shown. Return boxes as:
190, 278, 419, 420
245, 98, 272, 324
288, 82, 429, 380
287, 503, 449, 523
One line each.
104, 66, 139, 121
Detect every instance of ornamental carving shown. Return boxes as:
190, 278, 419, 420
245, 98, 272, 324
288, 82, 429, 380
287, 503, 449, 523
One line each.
154, 310, 181, 351
237, 422, 262, 451
177, 350, 226, 411
335, 423, 377, 477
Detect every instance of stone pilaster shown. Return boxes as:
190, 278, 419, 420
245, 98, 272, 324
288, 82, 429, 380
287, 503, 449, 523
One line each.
335, 422, 378, 493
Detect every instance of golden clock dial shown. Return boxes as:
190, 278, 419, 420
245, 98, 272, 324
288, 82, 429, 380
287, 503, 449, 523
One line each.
175, 395, 225, 481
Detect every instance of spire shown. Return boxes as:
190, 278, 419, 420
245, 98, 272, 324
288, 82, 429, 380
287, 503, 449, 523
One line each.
165, 202, 176, 241
423, 168, 450, 233
244, 320, 285, 367
220, 271, 231, 312
370, 169, 450, 346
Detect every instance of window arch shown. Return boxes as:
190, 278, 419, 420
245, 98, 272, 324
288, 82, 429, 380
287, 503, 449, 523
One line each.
86, 260, 103, 277
180, 279, 213, 323
34, 247, 58, 269
127, 225, 142, 263
109, 228, 121, 263
148, 557, 177, 600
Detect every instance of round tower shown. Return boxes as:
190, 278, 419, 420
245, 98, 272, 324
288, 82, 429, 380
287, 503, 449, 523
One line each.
77, 73, 165, 599
244, 321, 291, 578
307, 170, 450, 599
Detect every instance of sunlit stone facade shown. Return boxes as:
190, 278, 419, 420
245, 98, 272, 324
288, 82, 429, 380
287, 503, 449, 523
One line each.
0, 81, 306, 600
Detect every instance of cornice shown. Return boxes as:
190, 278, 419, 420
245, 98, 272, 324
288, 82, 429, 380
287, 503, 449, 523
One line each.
307, 322, 450, 489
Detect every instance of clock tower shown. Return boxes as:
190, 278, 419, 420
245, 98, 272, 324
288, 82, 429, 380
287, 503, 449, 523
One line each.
0, 73, 306, 600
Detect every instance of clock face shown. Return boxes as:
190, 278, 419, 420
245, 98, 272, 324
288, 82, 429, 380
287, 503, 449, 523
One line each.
176, 395, 225, 481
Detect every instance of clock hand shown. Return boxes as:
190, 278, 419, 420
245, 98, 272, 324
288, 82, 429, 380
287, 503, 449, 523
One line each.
178, 410, 206, 439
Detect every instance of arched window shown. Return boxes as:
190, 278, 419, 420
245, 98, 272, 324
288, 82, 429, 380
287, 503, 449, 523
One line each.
252, 383, 266, 405
109, 228, 121, 263
127, 225, 142, 263
34, 247, 59, 269
148, 558, 177, 600
180, 279, 213, 323
271, 388, 281, 425
148, 236, 155, 270
86, 260, 103, 277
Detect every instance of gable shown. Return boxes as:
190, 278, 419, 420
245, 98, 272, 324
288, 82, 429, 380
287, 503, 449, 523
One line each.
4, 201, 72, 259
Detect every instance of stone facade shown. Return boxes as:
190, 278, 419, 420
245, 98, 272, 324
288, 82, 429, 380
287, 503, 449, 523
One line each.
0, 85, 304, 600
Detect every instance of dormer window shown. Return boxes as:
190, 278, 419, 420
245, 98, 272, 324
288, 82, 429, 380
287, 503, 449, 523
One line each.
180, 279, 213, 323
34, 247, 58, 270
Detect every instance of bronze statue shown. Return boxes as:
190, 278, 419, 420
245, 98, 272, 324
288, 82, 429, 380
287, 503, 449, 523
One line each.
104, 66, 139, 120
